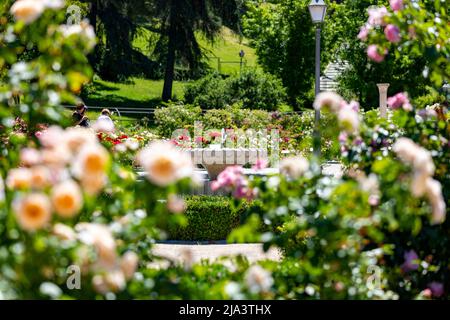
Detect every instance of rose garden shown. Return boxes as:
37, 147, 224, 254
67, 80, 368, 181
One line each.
0, 0, 449, 300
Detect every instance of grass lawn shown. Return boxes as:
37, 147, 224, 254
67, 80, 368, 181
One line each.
83, 77, 186, 109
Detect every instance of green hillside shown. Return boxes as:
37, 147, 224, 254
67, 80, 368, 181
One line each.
133, 27, 258, 75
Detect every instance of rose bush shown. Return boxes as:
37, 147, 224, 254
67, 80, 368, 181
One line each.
0, 0, 449, 300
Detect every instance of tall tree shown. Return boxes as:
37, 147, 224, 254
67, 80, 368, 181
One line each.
242, 0, 322, 108
151, 0, 227, 102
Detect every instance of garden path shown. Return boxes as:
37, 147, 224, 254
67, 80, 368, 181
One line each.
151, 243, 282, 266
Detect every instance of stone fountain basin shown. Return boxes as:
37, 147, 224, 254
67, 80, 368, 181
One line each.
188, 148, 268, 180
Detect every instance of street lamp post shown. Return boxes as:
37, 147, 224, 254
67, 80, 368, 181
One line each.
239, 50, 245, 75
308, 0, 327, 159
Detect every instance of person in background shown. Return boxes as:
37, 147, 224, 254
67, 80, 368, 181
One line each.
94, 108, 115, 133
72, 102, 90, 127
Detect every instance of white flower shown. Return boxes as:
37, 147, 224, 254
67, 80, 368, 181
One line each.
124, 138, 140, 151
41, 145, 72, 168
280, 156, 309, 179
30, 165, 51, 189
10, 0, 45, 24
20, 148, 42, 167
245, 265, 274, 294
359, 173, 379, 195
59, 20, 96, 50
64, 127, 98, 153
13, 193, 52, 232
424, 179, 446, 225
38, 126, 65, 148
136, 141, 195, 187
80, 173, 107, 196
313, 92, 343, 113
104, 269, 126, 292
52, 223, 76, 241
120, 251, 139, 280
6, 168, 32, 190
392, 138, 420, 164
267, 176, 280, 189
413, 149, 435, 176
393, 138, 445, 224
167, 194, 186, 214
76, 223, 117, 269
51, 180, 83, 218
411, 172, 429, 197
338, 106, 360, 133
92, 118, 115, 134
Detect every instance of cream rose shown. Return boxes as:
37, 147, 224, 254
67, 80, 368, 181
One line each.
51, 180, 83, 218
120, 251, 139, 280
72, 143, 109, 178
14, 193, 52, 231
80, 173, 107, 196
76, 223, 117, 269
10, 0, 45, 25
280, 156, 309, 179
64, 127, 98, 153
6, 168, 32, 190
30, 166, 51, 189
136, 141, 195, 187
313, 92, 343, 113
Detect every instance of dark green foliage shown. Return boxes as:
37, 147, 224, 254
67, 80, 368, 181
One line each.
242, 0, 320, 108
327, 0, 431, 108
168, 196, 260, 241
184, 73, 232, 109
184, 70, 287, 110
154, 103, 202, 137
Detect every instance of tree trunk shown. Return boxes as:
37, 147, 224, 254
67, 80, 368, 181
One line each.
88, 0, 99, 67
89, 0, 97, 33
162, 5, 177, 102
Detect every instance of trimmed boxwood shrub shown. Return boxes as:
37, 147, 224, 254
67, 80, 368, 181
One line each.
168, 196, 260, 241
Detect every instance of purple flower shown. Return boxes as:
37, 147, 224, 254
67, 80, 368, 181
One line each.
338, 132, 348, 144
401, 250, 419, 272
428, 282, 444, 297
385, 24, 401, 43
389, 0, 404, 12
367, 45, 387, 63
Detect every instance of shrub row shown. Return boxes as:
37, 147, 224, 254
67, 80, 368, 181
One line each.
168, 196, 260, 241
184, 70, 288, 110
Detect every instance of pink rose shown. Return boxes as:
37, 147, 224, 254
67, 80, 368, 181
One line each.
367, 45, 387, 63
357, 26, 369, 41
368, 6, 388, 26
389, 0, 404, 12
387, 92, 412, 111
385, 24, 401, 43
252, 158, 268, 171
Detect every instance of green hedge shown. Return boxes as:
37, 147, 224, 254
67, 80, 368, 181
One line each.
168, 196, 259, 241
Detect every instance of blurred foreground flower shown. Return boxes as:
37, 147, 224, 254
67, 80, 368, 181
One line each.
280, 156, 309, 179
245, 265, 274, 294
10, 0, 64, 25
136, 141, 195, 187
393, 138, 446, 224
13, 193, 52, 231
